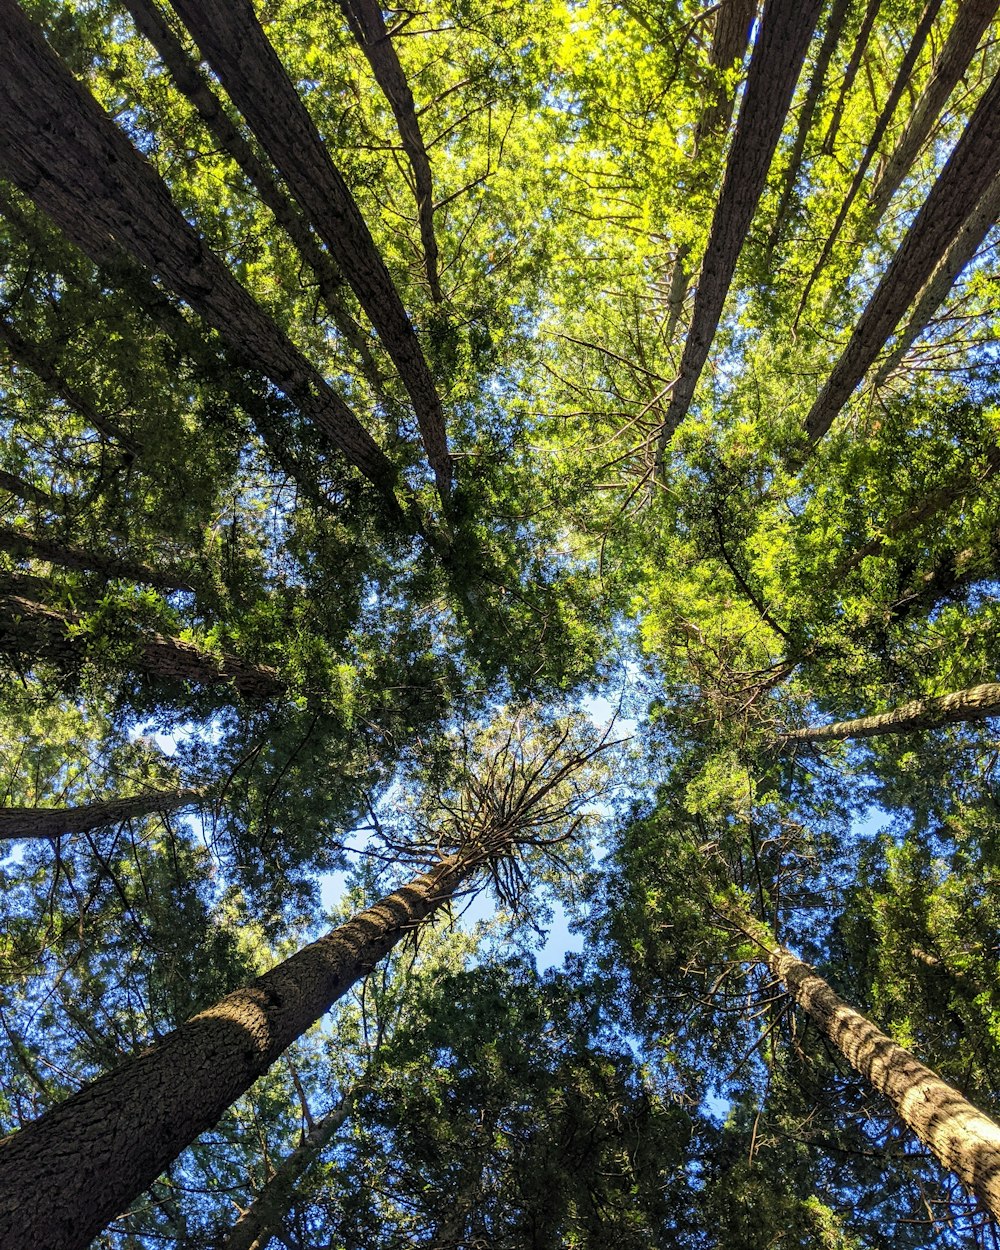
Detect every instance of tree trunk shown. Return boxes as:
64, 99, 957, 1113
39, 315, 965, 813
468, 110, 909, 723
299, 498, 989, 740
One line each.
821, 0, 882, 155
0, 788, 207, 840
0, 854, 475, 1250
869, 0, 999, 220
780, 681, 1000, 745
167, 0, 452, 498
655, 0, 822, 467
0, 524, 194, 591
800, 66, 1000, 450
0, 467, 59, 511
732, 912, 1000, 1222
223, 1093, 355, 1250
122, 0, 387, 399
873, 174, 1000, 386
0, 587, 283, 699
0, 0, 400, 506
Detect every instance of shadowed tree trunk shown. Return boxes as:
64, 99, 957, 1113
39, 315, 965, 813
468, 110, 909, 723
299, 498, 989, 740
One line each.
0, 467, 60, 511
0, 853, 477, 1250
655, 0, 822, 468
223, 1093, 355, 1250
728, 908, 1000, 1222
800, 67, 1000, 450
0, 788, 207, 840
0, 524, 195, 591
167, 0, 452, 497
869, 0, 1000, 220
780, 681, 1000, 745
822, 0, 882, 155
0, 0, 401, 506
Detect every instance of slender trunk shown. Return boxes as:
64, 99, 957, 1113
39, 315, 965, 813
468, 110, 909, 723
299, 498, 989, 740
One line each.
0, 854, 475, 1250
167, 0, 452, 498
732, 912, 1000, 1221
0, 588, 283, 699
822, 0, 882, 155
869, 0, 999, 220
122, 0, 386, 398
223, 1094, 355, 1250
767, 0, 851, 251
336, 0, 442, 302
0, 0, 401, 506
874, 174, 1000, 386
0, 524, 194, 591
655, 0, 822, 467
0, 467, 59, 511
800, 67, 1000, 451
793, 0, 944, 325
0, 788, 206, 840
781, 681, 1000, 745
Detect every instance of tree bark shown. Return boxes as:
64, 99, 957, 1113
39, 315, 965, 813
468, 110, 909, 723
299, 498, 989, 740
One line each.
869, 0, 1000, 220
0, 854, 475, 1250
655, 0, 822, 467
800, 66, 1000, 450
732, 912, 1000, 1222
0, 788, 207, 840
167, 0, 452, 498
223, 1093, 355, 1250
780, 681, 1000, 745
0, 587, 283, 699
821, 0, 882, 155
873, 174, 1000, 386
0, 524, 194, 591
0, 0, 400, 505
0, 467, 60, 511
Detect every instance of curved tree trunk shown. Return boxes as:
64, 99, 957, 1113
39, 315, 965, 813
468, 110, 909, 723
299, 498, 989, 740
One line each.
655, 0, 822, 468
0, 854, 474, 1250
800, 66, 1000, 451
223, 1093, 355, 1250
167, 0, 452, 498
780, 681, 1000, 745
0, 0, 401, 506
0, 524, 194, 591
869, 0, 1000, 220
0, 788, 207, 840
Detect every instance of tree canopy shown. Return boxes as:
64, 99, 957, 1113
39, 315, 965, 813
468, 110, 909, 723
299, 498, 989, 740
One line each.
3, 0, 1000, 1245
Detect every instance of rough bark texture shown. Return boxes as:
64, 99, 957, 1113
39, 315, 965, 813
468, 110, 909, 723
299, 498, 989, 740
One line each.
753, 924, 1000, 1221
0, 788, 206, 840
874, 174, 1000, 386
0, 588, 283, 698
0, 524, 194, 591
822, 0, 882, 155
801, 67, 1000, 449
0, 0, 399, 501
781, 681, 1000, 744
869, 0, 1000, 220
0, 855, 474, 1250
223, 1094, 355, 1250
655, 0, 822, 465
167, 0, 451, 496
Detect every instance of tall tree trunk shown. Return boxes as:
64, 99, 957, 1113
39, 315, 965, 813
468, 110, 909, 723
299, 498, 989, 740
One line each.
0, 524, 194, 591
821, 0, 882, 155
0, 587, 283, 699
0, 788, 207, 840
167, 0, 452, 498
335, 0, 442, 302
223, 1093, 355, 1250
654, 0, 822, 469
0, 0, 401, 507
873, 174, 1000, 386
780, 681, 1000, 745
122, 0, 387, 400
869, 0, 1000, 220
728, 908, 1000, 1222
0, 853, 476, 1250
799, 67, 1000, 451
0, 467, 60, 511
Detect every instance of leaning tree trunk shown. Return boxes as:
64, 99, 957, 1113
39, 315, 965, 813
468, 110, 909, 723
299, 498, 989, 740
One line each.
654, 0, 822, 468
869, 0, 1000, 220
821, 0, 882, 155
223, 1092, 355, 1250
0, 853, 475, 1250
0, 788, 207, 840
0, 467, 60, 511
167, 0, 452, 498
0, 0, 401, 507
800, 66, 1000, 451
0, 524, 194, 591
729, 909, 1000, 1222
780, 681, 1000, 745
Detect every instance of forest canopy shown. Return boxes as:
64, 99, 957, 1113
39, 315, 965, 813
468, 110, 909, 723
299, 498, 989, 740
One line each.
2, 0, 1000, 1245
